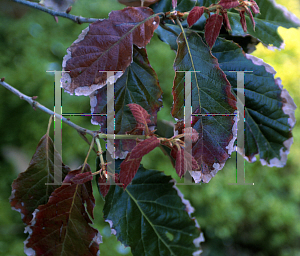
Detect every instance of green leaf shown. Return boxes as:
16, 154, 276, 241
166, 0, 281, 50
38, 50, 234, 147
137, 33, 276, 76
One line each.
212, 36, 296, 166
90, 46, 162, 158
157, 23, 296, 167
103, 165, 203, 256
154, 0, 300, 49
9, 134, 70, 225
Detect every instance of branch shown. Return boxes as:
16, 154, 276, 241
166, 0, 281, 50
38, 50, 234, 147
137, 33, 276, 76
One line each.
1, 80, 97, 137
0, 80, 149, 140
12, 0, 99, 24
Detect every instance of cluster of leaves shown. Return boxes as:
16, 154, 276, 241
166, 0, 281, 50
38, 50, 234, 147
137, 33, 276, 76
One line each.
9, 0, 299, 255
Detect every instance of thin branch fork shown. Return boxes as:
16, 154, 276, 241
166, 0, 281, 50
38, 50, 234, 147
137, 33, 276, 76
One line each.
12, 0, 99, 24
0, 80, 149, 141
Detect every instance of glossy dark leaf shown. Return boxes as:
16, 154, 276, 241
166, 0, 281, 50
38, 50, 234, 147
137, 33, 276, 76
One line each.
205, 14, 223, 48
218, 0, 239, 9
24, 164, 101, 256
120, 136, 160, 188
10, 134, 70, 225
211, 36, 296, 166
61, 7, 159, 96
173, 32, 237, 182
104, 166, 204, 256
187, 6, 205, 27
90, 46, 162, 158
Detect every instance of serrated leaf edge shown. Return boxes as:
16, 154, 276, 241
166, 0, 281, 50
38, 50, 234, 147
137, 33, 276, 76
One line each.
239, 54, 297, 167
171, 180, 204, 256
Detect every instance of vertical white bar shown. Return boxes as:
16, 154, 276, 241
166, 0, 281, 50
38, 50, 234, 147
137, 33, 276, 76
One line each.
106, 72, 116, 184
183, 71, 194, 184
229, 71, 254, 185
45, 71, 69, 185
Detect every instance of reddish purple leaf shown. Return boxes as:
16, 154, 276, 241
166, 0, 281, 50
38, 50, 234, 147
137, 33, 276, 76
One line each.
129, 136, 160, 159
218, 0, 240, 9
9, 134, 70, 225
250, 0, 260, 14
24, 164, 101, 256
61, 7, 159, 96
170, 145, 199, 178
205, 14, 223, 48
240, 10, 247, 32
120, 136, 160, 188
172, 0, 177, 9
127, 103, 151, 133
120, 153, 142, 189
187, 6, 205, 27
245, 6, 256, 30
71, 171, 93, 184
222, 11, 232, 31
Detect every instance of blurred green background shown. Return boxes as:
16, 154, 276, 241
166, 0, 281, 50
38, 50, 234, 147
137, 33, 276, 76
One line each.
0, 0, 300, 255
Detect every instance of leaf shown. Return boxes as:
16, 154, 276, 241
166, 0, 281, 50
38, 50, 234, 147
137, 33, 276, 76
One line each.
40, 0, 75, 11
221, 10, 232, 31
127, 103, 151, 133
24, 164, 101, 256
218, 0, 239, 9
239, 10, 247, 32
9, 134, 70, 225
120, 136, 160, 188
226, 0, 300, 48
61, 7, 159, 96
250, 0, 260, 14
155, 25, 296, 167
90, 46, 162, 158
204, 14, 223, 48
71, 171, 93, 184
170, 145, 199, 178
173, 32, 237, 183
118, 0, 160, 7
187, 6, 205, 27
211, 36, 296, 166
103, 165, 204, 256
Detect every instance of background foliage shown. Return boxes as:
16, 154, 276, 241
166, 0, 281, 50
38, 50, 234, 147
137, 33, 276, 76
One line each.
0, 0, 300, 255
